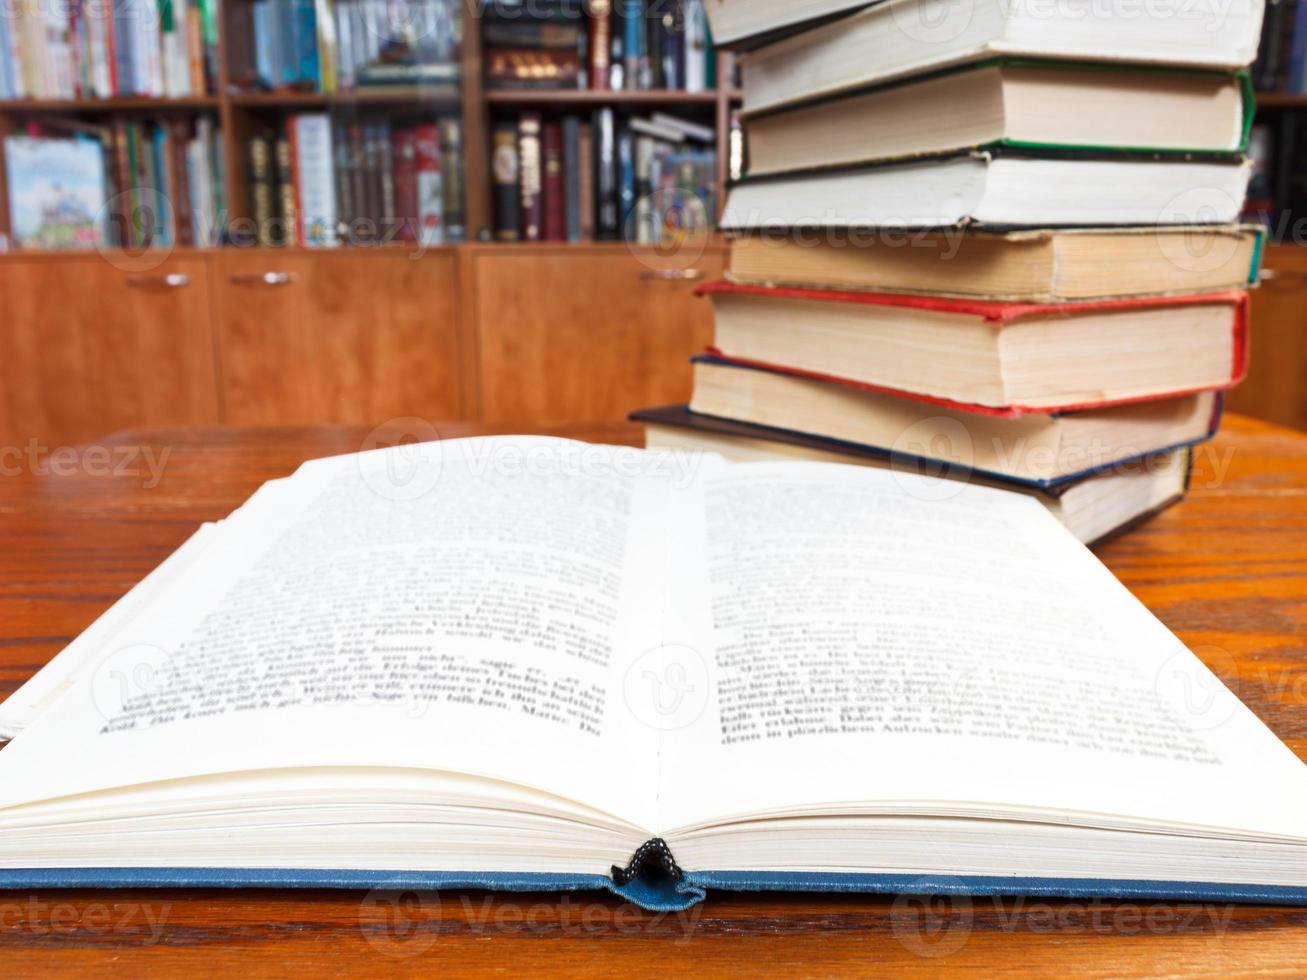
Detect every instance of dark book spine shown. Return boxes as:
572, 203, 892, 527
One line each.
362, 122, 383, 240
563, 115, 584, 243
587, 0, 612, 91
542, 121, 566, 242
1254, 0, 1289, 90
578, 121, 595, 240
248, 132, 275, 246
518, 112, 544, 242
492, 120, 522, 242
109, 119, 132, 247
647, 1, 664, 90
274, 127, 297, 245
592, 107, 619, 240
391, 127, 418, 243
170, 119, 194, 247
334, 120, 354, 242
664, 0, 684, 91
440, 118, 466, 242
617, 124, 635, 234
377, 121, 395, 237
347, 122, 368, 241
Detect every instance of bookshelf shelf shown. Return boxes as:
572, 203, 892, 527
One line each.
483, 90, 721, 107
228, 89, 461, 110
1256, 92, 1307, 108
0, 97, 221, 113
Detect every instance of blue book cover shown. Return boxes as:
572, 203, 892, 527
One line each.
1289, 0, 1307, 91
292, 0, 320, 90
252, 0, 275, 86
275, 0, 298, 87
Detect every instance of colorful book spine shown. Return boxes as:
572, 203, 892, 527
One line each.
415, 122, 445, 245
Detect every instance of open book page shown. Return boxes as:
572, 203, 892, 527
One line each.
656, 461, 1307, 842
0, 437, 695, 834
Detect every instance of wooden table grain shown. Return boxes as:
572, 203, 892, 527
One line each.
1, 417, 1306, 977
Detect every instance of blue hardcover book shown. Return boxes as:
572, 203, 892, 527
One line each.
252, 0, 275, 87
292, 0, 320, 90
1290, 0, 1307, 91
1, 435, 1306, 912
274, 0, 299, 87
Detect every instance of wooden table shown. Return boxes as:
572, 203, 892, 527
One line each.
1, 417, 1306, 976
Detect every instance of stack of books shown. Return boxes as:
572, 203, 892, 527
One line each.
633, 0, 1266, 546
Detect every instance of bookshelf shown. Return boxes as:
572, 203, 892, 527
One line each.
0, 0, 740, 252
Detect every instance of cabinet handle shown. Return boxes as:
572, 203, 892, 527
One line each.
126, 273, 190, 289
639, 268, 705, 282
229, 271, 296, 286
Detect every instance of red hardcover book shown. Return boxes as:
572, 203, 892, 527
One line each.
697, 281, 1250, 418
541, 122, 566, 242
586, 0, 612, 91
391, 128, 418, 243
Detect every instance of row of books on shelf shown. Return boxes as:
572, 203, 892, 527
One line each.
240, 0, 460, 94
2, 117, 223, 250
0, 0, 217, 100
247, 114, 465, 246
483, 0, 721, 92
1254, 0, 1307, 90
491, 109, 715, 244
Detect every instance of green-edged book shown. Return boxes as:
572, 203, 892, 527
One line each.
744, 61, 1255, 179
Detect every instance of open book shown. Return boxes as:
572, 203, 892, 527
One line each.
1, 437, 1305, 911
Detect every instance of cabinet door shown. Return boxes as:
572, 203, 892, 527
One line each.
0, 255, 220, 448
214, 250, 464, 426
1234, 246, 1307, 432
469, 244, 726, 424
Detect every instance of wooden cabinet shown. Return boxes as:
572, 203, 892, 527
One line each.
1233, 245, 1307, 432
0, 255, 220, 448
213, 250, 465, 426
466, 244, 726, 424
